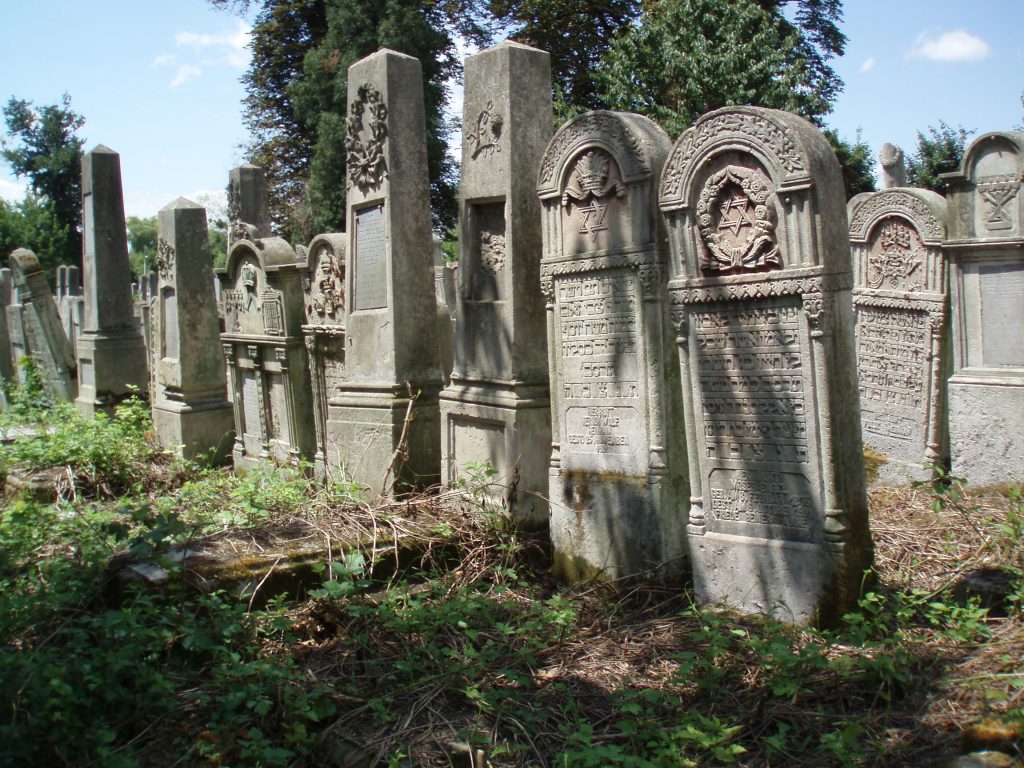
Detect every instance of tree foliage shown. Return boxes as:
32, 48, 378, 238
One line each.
597, 0, 841, 138
906, 121, 973, 194
0, 194, 74, 276
825, 129, 875, 198
1, 94, 86, 268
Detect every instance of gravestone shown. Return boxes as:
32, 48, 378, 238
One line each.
55, 265, 83, 359
76, 145, 149, 415
227, 164, 271, 246
941, 131, 1024, 486
218, 167, 315, 470
433, 234, 455, 386
440, 41, 553, 523
848, 171, 949, 484
0, 269, 15, 385
9, 249, 77, 401
879, 143, 908, 189
659, 106, 870, 625
152, 198, 234, 461
332, 49, 442, 493
133, 270, 158, 370
300, 233, 346, 478
539, 110, 684, 580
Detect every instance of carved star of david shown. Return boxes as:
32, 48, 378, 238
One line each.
718, 193, 755, 237
579, 201, 608, 241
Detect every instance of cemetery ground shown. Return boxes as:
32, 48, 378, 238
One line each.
0, 381, 1021, 767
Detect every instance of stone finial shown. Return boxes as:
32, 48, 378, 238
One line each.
879, 143, 907, 189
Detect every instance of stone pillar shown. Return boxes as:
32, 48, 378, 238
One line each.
9, 249, 77, 401
0, 268, 15, 384
659, 106, 871, 626
227, 164, 271, 246
879, 143, 907, 189
539, 111, 684, 580
152, 198, 235, 461
332, 49, 442, 494
440, 41, 553, 524
848, 188, 949, 485
941, 131, 1024, 486
433, 234, 455, 387
76, 145, 149, 415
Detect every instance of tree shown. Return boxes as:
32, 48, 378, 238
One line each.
486, 0, 640, 120
906, 121, 973, 194
825, 129, 875, 198
1, 94, 86, 268
126, 215, 158, 278
0, 194, 74, 276
597, 0, 837, 138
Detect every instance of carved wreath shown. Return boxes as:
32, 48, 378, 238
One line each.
345, 83, 389, 190
696, 165, 780, 273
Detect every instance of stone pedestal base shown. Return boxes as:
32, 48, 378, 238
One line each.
75, 329, 148, 416
949, 376, 1024, 487
152, 396, 235, 463
440, 381, 550, 527
548, 470, 685, 583
326, 383, 440, 495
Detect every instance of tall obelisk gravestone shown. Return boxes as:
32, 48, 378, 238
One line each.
76, 145, 149, 415
332, 49, 441, 494
439, 41, 553, 524
152, 198, 235, 461
659, 106, 871, 626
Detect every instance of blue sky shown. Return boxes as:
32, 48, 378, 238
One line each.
1, 1, 1021, 220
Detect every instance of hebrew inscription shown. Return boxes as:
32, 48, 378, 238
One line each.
980, 265, 1024, 367
557, 272, 645, 474
695, 299, 814, 539
354, 205, 387, 310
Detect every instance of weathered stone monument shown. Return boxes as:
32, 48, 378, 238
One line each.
539, 110, 684, 579
218, 166, 315, 470
55, 265, 83, 359
848, 151, 949, 484
433, 234, 455, 387
332, 49, 442, 493
227, 164, 272, 245
151, 198, 234, 461
76, 145, 149, 415
300, 233, 346, 478
0, 269, 15, 385
8, 249, 77, 401
879, 142, 908, 189
659, 106, 870, 625
941, 131, 1024, 486
440, 41, 553, 523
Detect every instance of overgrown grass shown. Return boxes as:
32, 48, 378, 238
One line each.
0, 389, 1021, 766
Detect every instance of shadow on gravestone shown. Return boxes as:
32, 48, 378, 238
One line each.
539, 110, 687, 583
659, 106, 871, 627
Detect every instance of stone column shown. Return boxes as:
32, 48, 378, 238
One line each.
9, 249, 77, 401
332, 49, 441, 495
76, 145, 149, 415
439, 41, 553, 524
227, 164, 272, 246
151, 198, 235, 461
879, 143, 907, 189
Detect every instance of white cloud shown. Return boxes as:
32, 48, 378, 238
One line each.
151, 53, 175, 67
860, 57, 875, 73
170, 64, 202, 88
175, 21, 251, 69
0, 178, 27, 203
907, 29, 990, 62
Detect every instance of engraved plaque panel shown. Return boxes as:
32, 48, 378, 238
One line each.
242, 370, 261, 438
694, 298, 815, 541
354, 205, 387, 311
270, 372, 290, 442
161, 287, 178, 360
556, 271, 645, 475
856, 306, 929, 453
980, 265, 1024, 367
450, 416, 506, 484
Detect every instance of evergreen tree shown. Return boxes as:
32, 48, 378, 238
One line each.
906, 121, 973, 194
1, 94, 86, 268
825, 129, 875, 198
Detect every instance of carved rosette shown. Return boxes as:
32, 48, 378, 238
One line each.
155, 238, 175, 282
696, 166, 779, 273
345, 83, 388, 190
466, 100, 502, 159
